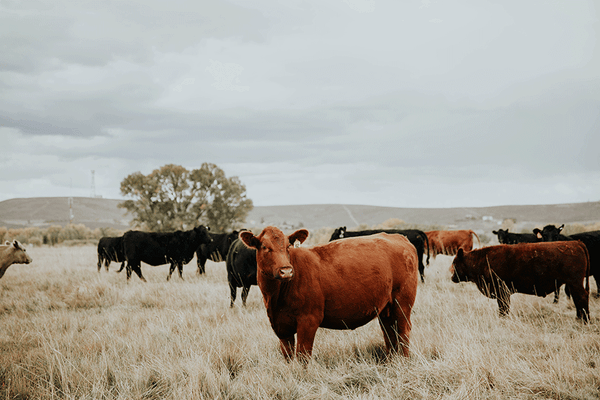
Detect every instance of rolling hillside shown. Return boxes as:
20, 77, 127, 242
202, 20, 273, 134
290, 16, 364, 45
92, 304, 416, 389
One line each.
1, 197, 600, 234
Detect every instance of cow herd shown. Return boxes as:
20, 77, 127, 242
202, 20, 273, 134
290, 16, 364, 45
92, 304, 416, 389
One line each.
92, 223, 597, 362
1, 222, 597, 363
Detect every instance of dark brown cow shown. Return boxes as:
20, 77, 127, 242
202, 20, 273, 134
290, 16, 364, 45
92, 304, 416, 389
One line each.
426, 230, 480, 258
450, 242, 590, 322
240, 226, 418, 362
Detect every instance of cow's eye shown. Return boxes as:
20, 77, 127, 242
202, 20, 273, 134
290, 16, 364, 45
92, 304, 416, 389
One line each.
261, 245, 269, 252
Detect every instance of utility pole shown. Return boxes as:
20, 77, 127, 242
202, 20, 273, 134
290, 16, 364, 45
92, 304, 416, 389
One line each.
68, 178, 74, 224
91, 170, 96, 198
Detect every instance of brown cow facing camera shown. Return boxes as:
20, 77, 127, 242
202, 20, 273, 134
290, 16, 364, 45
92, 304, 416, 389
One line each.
451, 241, 590, 322
240, 226, 419, 362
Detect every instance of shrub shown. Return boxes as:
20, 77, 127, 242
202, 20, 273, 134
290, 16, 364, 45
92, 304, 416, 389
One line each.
0, 225, 124, 247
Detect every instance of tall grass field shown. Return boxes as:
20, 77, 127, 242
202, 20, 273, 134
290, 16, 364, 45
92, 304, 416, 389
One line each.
1, 244, 599, 399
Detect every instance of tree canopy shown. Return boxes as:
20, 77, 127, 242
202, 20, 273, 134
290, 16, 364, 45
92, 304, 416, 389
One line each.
118, 163, 253, 232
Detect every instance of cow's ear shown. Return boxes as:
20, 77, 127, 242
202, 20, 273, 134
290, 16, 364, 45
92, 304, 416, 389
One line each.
289, 229, 309, 245
456, 248, 464, 259
12, 240, 22, 250
240, 231, 261, 250
533, 228, 542, 239
492, 230, 498, 235
558, 224, 564, 232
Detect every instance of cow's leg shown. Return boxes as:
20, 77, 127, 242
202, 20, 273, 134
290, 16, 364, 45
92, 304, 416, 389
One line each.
567, 283, 590, 323
197, 256, 207, 275
417, 250, 425, 283
117, 262, 125, 273
593, 274, 600, 298
295, 315, 321, 362
553, 281, 561, 303
131, 263, 147, 283
177, 262, 184, 280
126, 262, 132, 280
241, 285, 251, 307
229, 282, 237, 307
378, 308, 398, 355
97, 255, 103, 272
380, 299, 412, 357
279, 335, 295, 362
167, 263, 176, 281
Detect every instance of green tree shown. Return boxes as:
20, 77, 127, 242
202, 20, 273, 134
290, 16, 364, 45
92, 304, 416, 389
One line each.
118, 163, 253, 232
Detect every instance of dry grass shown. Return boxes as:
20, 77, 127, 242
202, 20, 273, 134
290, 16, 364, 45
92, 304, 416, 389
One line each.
1, 245, 599, 399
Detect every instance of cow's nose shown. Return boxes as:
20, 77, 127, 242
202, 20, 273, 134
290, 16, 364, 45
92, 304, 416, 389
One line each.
278, 267, 294, 280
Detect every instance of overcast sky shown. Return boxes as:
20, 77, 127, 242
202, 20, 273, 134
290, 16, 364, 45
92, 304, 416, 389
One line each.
1, 0, 599, 208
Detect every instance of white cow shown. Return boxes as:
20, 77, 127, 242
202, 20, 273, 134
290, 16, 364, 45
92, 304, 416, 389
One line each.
0, 240, 33, 278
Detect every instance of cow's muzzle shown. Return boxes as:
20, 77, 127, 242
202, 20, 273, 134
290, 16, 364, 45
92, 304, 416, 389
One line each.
277, 267, 294, 280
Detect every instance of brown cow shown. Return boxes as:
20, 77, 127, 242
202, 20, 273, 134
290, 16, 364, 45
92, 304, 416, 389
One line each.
0, 240, 33, 278
240, 226, 419, 362
426, 230, 480, 258
450, 242, 590, 322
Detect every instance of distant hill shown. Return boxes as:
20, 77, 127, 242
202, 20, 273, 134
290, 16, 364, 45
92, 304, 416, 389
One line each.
0, 197, 130, 230
1, 197, 600, 234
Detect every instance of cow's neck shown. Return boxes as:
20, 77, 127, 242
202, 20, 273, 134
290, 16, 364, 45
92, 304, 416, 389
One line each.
259, 278, 293, 312
0, 254, 13, 278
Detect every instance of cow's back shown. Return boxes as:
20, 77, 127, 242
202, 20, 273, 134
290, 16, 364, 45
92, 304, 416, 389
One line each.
291, 233, 418, 330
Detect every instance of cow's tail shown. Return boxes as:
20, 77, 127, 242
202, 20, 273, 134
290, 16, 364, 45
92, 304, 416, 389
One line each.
421, 231, 430, 266
471, 230, 481, 248
583, 242, 590, 293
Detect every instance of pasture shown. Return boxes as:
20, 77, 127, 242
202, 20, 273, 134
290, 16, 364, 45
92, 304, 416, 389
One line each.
1, 245, 599, 399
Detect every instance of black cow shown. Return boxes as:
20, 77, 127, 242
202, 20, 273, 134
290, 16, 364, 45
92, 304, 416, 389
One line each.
330, 226, 430, 283
196, 230, 240, 275
492, 229, 539, 245
533, 224, 600, 298
226, 237, 257, 307
122, 226, 212, 282
97, 236, 125, 272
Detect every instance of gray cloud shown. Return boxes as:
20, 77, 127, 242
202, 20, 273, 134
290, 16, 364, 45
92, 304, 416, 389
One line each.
0, 0, 598, 208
